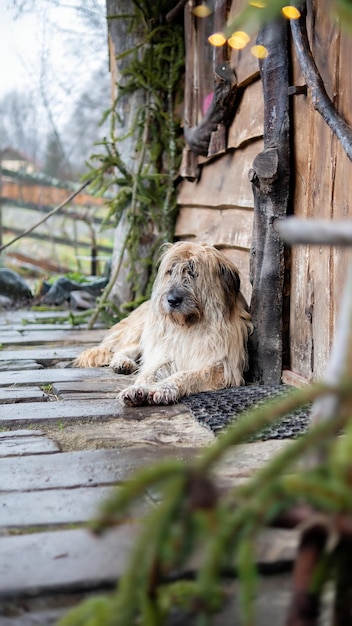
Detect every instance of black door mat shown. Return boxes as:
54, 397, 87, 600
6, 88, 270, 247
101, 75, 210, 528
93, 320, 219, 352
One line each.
183, 385, 310, 440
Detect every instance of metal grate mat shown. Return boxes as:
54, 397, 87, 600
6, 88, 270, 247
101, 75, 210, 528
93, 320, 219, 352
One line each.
183, 385, 310, 440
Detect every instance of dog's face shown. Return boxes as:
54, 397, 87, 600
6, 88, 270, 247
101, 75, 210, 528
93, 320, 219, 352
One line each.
152, 242, 241, 326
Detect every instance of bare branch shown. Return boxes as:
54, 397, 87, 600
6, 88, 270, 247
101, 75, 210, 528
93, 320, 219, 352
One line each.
290, 3, 352, 161
166, 0, 188, 23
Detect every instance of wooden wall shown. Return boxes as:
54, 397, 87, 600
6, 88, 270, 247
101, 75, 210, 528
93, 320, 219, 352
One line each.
176, 0, 352, 383
289, 1, 352, 382
176, 32, 263, 304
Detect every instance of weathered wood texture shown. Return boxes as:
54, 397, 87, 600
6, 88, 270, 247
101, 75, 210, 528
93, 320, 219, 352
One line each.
0, 310, 209, 615
0, 329, 106, 347
0, 526, 139, 597
177, 0, 352, 384
0, 387, 49, 403
247, 18, 290, 384
0, 309, 302, 623
176, 142, 262, 302
289, 0, 352, 381
0, 396, 190, 428
176, 1, 263, 304
0, 367, 113, 387
0, 430, 60, 457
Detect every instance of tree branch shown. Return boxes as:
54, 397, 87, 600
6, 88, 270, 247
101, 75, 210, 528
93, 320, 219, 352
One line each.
166, 0, 188, 23
290, 3, 352, 161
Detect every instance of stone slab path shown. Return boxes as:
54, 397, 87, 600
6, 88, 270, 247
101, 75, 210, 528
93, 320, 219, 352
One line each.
0, 308, 300, 625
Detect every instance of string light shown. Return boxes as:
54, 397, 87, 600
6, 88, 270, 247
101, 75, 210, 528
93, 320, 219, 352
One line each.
208, 32, 227, 46
251, 44, 269, 58
282, 5, 301, 18
193, 3, 212, 17
228, 31, 251, 49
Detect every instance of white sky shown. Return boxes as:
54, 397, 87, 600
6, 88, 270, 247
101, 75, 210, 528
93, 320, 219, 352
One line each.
0, 1, 108, 98
0, 4, 34, 95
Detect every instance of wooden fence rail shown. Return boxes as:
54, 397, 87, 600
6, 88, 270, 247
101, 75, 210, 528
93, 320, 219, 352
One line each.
0, 169, 114, 276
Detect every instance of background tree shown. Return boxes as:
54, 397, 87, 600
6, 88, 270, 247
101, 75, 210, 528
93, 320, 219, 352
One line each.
2, 0, 110, 180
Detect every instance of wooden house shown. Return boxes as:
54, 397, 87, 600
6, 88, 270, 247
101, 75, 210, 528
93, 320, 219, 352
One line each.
107, 0, 352, 387
176, 0, 352, 387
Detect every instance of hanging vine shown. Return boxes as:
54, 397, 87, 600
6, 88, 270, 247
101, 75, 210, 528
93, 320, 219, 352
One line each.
85, 1, 185, 313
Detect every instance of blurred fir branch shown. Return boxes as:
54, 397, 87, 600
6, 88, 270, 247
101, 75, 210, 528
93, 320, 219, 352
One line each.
58, 382, 352, 626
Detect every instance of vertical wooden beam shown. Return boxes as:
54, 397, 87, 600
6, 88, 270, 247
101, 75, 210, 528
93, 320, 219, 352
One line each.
247, 18, 290, 384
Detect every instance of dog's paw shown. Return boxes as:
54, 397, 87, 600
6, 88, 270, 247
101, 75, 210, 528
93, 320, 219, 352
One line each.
110, 353, 138, 375
147, 384, 178, 405
119, 385, 149, 406
73, 347, 111, 368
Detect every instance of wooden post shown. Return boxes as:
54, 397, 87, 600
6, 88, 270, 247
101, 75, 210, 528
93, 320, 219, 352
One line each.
247, 18, 291, 384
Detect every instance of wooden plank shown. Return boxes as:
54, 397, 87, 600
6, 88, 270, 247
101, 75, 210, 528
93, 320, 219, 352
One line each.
0, 387, 49, 403
0, 430, 60, 457
0, 446, 196, 492
227, 0, 260, 87
0, 329, 106, 347
52, 379, 131, 396
281, 370, 309, 388
52, 392, 116, 400
0, 398, 190, 428
177, 140, 263, 208
175, 206, 253, 250
0, 398, 120, 427
306, 3, 338, 380
332, 28, 352, 347
0, 486, 117, 526
0, 309, 80, 324
0, 525, 138, 597
0, 323, 72, 331
0, 608, 65, 625
231, 44, 260, 88
0, 316, 105, 330
0, 360, 44, 372
0, 346, 87, 364
289, 27, 314, 380
228, 80, 263, 149
0, 367, 116, 387
51, 377, 135, 398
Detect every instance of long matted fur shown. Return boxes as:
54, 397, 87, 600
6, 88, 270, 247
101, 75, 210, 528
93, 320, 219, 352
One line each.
74, 242, 252, 405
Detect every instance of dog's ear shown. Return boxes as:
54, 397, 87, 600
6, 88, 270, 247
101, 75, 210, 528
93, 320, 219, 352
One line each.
219, 263, 241, 303
157, 242, 173, 265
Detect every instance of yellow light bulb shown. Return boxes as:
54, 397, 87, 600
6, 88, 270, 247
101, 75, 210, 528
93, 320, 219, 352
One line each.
228, 31, 250, 50
249, 0, 267, 7
282, 5, 301, 18
208, 32, 227, 47
251, 44, 269, 59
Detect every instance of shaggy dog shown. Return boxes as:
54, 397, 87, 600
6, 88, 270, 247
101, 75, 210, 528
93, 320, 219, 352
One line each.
74, 242, 252, 406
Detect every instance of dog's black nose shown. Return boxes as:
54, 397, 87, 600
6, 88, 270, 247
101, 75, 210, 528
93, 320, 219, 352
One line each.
167, 292, 183, 308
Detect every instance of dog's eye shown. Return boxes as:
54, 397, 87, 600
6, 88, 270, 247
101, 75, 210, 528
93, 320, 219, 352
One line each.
187, 260, 196, 278
166, 263, 176, 276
